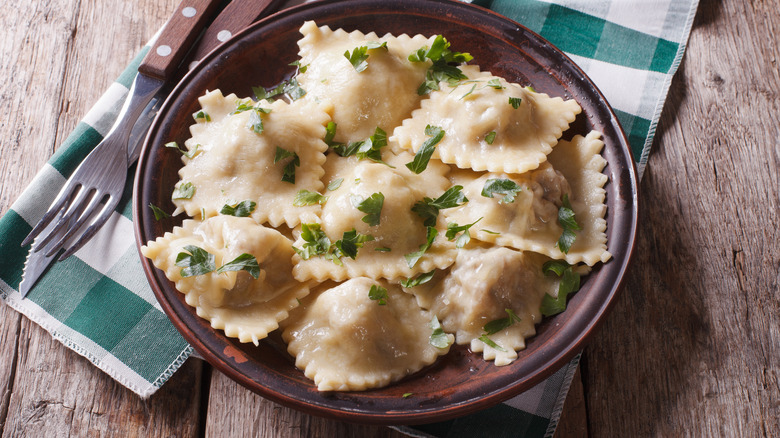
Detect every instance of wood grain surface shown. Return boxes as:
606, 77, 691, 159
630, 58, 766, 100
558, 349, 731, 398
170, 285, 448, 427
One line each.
0, 0, 777, 437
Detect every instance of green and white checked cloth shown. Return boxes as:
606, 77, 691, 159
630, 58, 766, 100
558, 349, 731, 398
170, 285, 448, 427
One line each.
0, 0, 697, 435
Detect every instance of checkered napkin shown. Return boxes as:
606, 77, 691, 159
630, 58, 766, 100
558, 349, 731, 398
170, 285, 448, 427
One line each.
0, 0, 697, 434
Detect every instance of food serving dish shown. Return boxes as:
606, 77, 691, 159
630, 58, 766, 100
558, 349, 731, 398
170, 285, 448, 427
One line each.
133, 0, 638, 425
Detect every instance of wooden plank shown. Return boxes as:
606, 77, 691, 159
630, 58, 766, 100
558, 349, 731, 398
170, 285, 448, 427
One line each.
0, 0, 205, 436
204, 369, 407, 438
581, 0, 780, 435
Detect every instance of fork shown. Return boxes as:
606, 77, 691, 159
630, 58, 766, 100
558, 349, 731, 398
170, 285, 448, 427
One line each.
20, 0, 223, 261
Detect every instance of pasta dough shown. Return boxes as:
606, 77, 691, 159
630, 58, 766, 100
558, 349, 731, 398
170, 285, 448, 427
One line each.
282, 278, 453, 391
141, 216, 309, 344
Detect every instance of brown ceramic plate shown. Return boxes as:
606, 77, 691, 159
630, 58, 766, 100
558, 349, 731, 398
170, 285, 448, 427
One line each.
134, 0, 638, 425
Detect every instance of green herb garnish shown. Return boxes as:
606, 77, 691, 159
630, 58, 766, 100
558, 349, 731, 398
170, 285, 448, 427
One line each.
485, 131, 497, 145
148, 203, 170, 220
351, 192, 385, 226
327, 178, 344, 191
411, 185, 468, 226
404, 226, 438, 268
478, 334, 506, 352
293, 223, 332, 260
481, 178, 523, 204
445, 217, 482, 249
333, 229, 374, 260
368, 284, 388, 305
220, 200, 256, 217
274, 146, 300, 184
509, 97, 522, 109
172, 182, 195, 200
344, 41, 388, 72
487, 78, 505, 89
556, 194, 580, 253
175, 245, 216, 277
483, 308, 523, 335
193, 110, 210, 122
400, 271, 435, 288
215, 253, 260, 279
429, 316, 452, 349
406, 125, 445, 174
293, 190, 328, 207
409, 35, 473, 95
165, 141, 200, 159
540, 260, 581, 316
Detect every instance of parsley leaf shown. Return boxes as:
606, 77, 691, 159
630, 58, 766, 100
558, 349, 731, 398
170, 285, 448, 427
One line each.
327, 178, 343, 191
175, 245, 216, 277
429, 316, 453, 349
148, 203, 170, 220
540, 260, 581, 316
409, 35, 473, 95
481, 178, 523, 204
402, 393, 413, 398
404, 226, 438, 268
445, 217, 482, 249
293, 190, 328, 207
216, 253, 260, 279
193, 110, 210, 122
509, 97, 522, 109
487, 78, 505, 89
220, 200, 256, 217
368, 284, 388, 305
246, 105, 272, 134
172, 182, 195, 200
478, 334, 506, 352
274, 147, 300, 184
483, 308, 523, 335
556, 194, 580, 253
351, 192, 385, 226
331, 127, 392, 166
324, 121, 338, 145
406, 125, 445, 174
400, 271, 435, 288
165, 141, 200, 159
293, 223, 332, 260
333, 229, 374, 260
344, 41, 388, 72
485, 131, 497, 145
411, 185, 468, 226
283, 78, 307, 100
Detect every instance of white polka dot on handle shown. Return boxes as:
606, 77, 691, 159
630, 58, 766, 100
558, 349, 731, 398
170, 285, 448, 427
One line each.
217, 30, 232, 42
156, 45, 172, 57
182, 7, 197, 18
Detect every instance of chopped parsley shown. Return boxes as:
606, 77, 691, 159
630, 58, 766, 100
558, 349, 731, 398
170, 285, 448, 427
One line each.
253, 78, 307, 102
487, 78, 505, 89
274, 146, 300, 184
333, 229, 374, 260
193, 110, 210, 122
220, 200, 256, 217
404, 226, 438, 268
351, 192, 385, 226
483, 308, 522, 335
402, 393, 414, 398
293, 190, 328, 206
293, 223, 332, 261
509, 97, 522, 109
459, 83, 477, 100
165, 141, 200, 159
172, 182, 195, 200
368, 284, 388, 305
331, 127, 392, 166
400, 271, 435, 288
215, 253, 261, 279
411, 185, 468, 226
406, 125, 445, 174
148, 203, 170, 220
409, 35, 473, 95
429, 316, 452, 349
327, 178, 344, 191
445, 217, 482, 249
478, 334, 506, 352
540, 260, 582, 316
485, 131, 497, 145
344, 41, 388, 72
556, 194, 580, 253
481, 178, 523, 204
175, 245, 215, 277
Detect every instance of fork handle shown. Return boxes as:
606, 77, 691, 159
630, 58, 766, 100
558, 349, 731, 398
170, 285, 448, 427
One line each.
138, 0, 223, 81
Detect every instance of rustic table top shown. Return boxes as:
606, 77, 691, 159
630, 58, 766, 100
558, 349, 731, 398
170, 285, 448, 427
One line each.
1, 0, 778, 436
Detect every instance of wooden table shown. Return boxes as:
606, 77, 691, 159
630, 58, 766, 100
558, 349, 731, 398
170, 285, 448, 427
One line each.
1, 0, 778, 436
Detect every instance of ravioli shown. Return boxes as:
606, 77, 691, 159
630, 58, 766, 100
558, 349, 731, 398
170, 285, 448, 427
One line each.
296, 21, 434, 143
141, 216, 309, 344
282, 278, 452, 391
391, 66, 581, 174
173, 90, 330, 228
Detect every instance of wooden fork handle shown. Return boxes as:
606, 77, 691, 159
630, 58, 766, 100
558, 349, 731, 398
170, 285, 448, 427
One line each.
138, 0, 223, 80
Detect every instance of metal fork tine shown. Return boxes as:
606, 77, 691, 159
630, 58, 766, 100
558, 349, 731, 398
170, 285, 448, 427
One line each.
34, 186, 94, 252
44, 190, 106, 257
21, 183, 80, 247
57, 195, 119, 261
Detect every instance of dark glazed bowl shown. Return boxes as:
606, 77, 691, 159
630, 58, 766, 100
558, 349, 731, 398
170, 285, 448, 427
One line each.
133, 0, 638, 425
